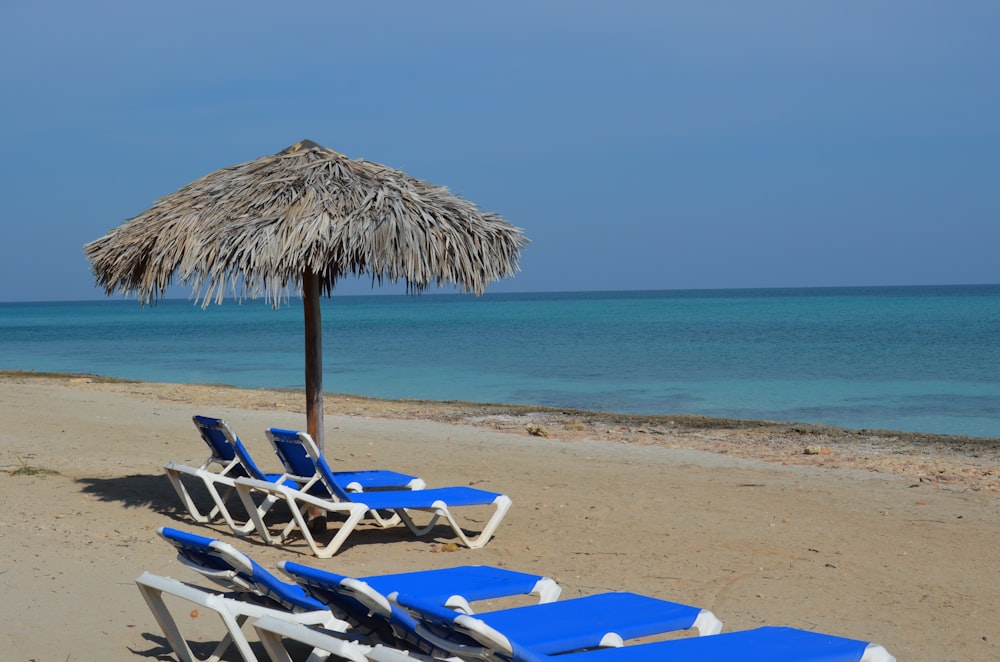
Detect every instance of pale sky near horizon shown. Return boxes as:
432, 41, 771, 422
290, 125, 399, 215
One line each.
1, 2, 998, 303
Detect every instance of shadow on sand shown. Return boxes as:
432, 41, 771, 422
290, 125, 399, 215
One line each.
76, 473, 181, 515
128, 631, 283, 661
74, 473, 482, 556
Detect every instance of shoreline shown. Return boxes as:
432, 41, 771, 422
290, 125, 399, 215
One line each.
4, 371, 997, 492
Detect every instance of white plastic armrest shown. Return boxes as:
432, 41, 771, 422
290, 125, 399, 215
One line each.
453, 613, 514, 657
862, 644, 896, 662
532, 577, 562, 603
252, 615, 369, 662
442, 595, 473, 614
597, 632, 624, 648
693, 609, 724, 635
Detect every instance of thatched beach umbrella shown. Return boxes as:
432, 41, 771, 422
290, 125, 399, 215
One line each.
85, 139, 527, 449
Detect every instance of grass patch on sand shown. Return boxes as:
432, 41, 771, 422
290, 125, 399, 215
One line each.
8, 457, 59, 477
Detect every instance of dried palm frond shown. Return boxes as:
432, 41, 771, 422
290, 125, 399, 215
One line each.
84, 140, 527, 306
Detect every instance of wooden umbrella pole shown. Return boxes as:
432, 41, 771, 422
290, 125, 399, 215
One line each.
303, 270, 324, 451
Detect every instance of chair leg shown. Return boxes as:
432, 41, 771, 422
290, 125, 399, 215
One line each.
212, 483, 255, 534
165, 463, 251, 533
393, 496, 511, 549
364, 509, 403, 528
392, 509, 443, 536
234, 480, 370, 558
228, 491, 282, 536
135, 572, 260, 662
135, 573, 347, 662
253, 616, 371, 662
164, 465, 216, 524
304, 504, 369, 559
469, 495, 513, 549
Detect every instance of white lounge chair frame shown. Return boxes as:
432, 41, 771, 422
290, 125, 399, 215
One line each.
165, 462, 271, 535
253, 615, 471, 662
264, 428, 412, 530
233, 430, 511, 557
135, 571, 345, 662
235, 478, 371, 557
164, 417, 290, 535
253, 614, 382, 662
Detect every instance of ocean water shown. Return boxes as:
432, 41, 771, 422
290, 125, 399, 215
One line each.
2, 285, 999, 439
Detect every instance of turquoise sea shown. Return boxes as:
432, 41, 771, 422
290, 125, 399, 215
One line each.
2, 285, 999, 439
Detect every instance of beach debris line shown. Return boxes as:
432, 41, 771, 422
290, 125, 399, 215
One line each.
526, 423, 550, 438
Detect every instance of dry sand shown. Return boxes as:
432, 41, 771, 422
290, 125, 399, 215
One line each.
1, 375, 998, 661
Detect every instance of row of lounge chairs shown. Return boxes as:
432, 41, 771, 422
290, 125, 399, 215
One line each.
138, 527, 895, 662
166, 416, 511, 556
155, 416, 895, 661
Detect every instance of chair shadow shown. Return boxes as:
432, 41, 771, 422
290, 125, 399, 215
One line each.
128, 631, 275, 661
234, 514, 472, 557
76, 473, 183, 517
74, 474, 483, 555
127, 632, 180, 660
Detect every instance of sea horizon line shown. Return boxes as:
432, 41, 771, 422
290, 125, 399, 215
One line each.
3, 281, 999, 306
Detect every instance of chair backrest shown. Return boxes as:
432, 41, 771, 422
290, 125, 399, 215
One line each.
192, 416, 270, 480
266, 428, 351, 500
391, 592, 502, 656
279, 561, 408, 642
158, 526, 323, 612
192, 415, 238, 467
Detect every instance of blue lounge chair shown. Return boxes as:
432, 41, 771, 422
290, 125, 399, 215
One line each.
279, 560, 561, 627
280, 561, 720, 660
265, 427, 404, 529
312, 627, 894, 662
142, 527, 560, 662
164, 416, 298, 533
262, 424, 426, 495
478, 626, 896, 662
156, 526, 331, 612
392, 591, 895, 662
256, 563, 561, 662
135, 574, 345, 662
165, 416, 423, 534
159, 526, 558, 615
136, 527, 346, 662
393, 591, 723, 659
234, 428, 512, 556
545, 626, 895, 661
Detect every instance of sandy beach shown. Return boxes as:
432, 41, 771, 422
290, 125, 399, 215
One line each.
1, 374, 998, 661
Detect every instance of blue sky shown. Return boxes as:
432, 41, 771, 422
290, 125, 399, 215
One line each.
1, 1, 998, 302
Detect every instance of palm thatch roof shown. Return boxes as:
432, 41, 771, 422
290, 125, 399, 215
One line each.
84, 139, 527, 306
84, 140, 527, 448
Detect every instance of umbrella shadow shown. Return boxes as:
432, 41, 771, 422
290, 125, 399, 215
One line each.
76, 473, 181, 516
